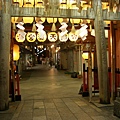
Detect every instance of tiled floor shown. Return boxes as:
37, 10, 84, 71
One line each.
0, 64, 119, 120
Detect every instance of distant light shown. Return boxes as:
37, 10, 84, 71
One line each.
44, 48, 46, 50
51, 45, 54, 48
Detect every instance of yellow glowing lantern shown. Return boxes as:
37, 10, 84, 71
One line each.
37, 32, 47, 42
82, 3, 90, 10
104, 21, 110, 25
11, 17, 18, 23
23, 0, 34, 5
23, 2, 33, 23
13, 44, 20, 61
15, 32, 26, 42
70, 19, 80, 24
69, 32, 78, 42
23, 17, 34, 23
48, 32, 58, 42
47, 18, 57, 23
82, 53, 88, 60
59, 34, 68, 42
26, 32, 36, 42
35, 0, 44, 8
13, 0, 23, 7
58, 18, 69, 23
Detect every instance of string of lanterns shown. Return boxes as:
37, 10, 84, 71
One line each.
15, 18, 89, 43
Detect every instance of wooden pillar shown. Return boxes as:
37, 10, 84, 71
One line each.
0, 0, 11, 110
78, 45, 82, 75
110, 22, 116, 100
93, 0, 110, 103
88, 45, 92, 102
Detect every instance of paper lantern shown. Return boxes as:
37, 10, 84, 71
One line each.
23, 0, 34, 5
70, 19, 80, 24
26, 32, 36, 42
11, 17, 18, 23
13, 44, 20, 61
23, 2, 34, 23
15, 30, 26, 42
13, 0, 23, 7
69, 32, 78, 42
82, 53, 88, 60
59, 33, 68, 42
37, 32, 47, 42
48, 32, 58, 42
47, 18, 57, 23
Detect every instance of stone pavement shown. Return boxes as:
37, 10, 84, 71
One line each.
0, 64, 120, 120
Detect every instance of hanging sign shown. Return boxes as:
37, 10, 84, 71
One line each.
69, 32, 78, 42
48, 32, 58, 42
26, 32, 36, 42
59, 33, 68, 42
15, 30, 26, 42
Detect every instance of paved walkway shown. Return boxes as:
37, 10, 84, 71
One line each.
0, 64, 119, 120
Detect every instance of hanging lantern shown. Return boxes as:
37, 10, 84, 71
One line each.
23, 2, 33, 23
11, 17, 19, 23
37, 32, 47, 42
35, 17, 45, 23
70, 19, 80, 24
69, 32, 78, 42
82, 53, 88, 60
16, 30, 26, 42
23, 0, 34, 5
13, 44, 20, 61
35, 1, 44, 7
23, 17, 34, 23
48, 32, 58, 42
59, 33, 68, 42
47, 18, 57, 23
26, 32, 36, 42
13, 0, 23, 7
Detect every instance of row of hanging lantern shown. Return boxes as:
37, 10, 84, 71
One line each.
15, 19, 88, 43
12, 0, 119, 13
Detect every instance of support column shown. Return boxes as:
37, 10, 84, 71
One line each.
0, 0, 11, 110
88, 46, 92, 102
110, 22, 116, 101
78, 45, 82, 75
93, 0, 110, 103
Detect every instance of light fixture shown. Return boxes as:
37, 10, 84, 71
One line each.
82, 2, 91, 10
11, 17, 19, 23
48, 32, 58, 42
47, 18, 57, 23
35, 17, 45, 23
70, 19, 80, 24
15, 30, 26, 42
23, 0, 34, 5
82, 53, 88, 60
35, 0, 44, 7
26, 32, 36, 42
37, 32, 47, 42
13, 44, 20, 61
13, 0, 23, 7
69, 32, 78, 42
23, 2, 34, 23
